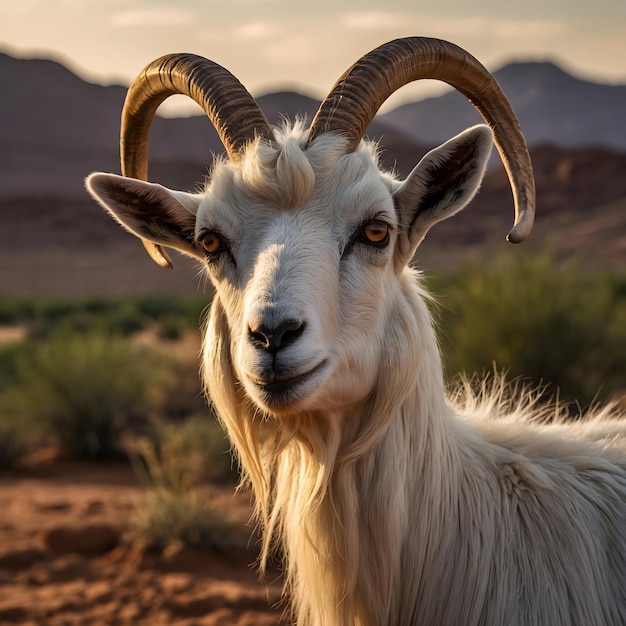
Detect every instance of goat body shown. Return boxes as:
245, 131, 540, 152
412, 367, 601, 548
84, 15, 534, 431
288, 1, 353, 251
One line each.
86, 39, 626, 626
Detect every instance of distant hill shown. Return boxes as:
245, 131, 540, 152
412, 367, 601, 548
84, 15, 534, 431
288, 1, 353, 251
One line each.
0, 52, 223, 196
380, 61, 626, 151
0, 52, 432, 196
2, 50, 626, 297
2, 51, 626, 198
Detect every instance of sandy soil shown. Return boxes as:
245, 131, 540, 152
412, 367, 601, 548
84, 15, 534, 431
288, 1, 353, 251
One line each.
0, 451, 285, 625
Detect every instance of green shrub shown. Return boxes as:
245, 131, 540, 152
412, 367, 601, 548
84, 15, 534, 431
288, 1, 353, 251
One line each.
434, 253, 626, 410
0, 417, 30, 468
157, 353, 207, 422
27, 299, 144, 340
0, 299, 35, 325
136, 487, 234, 549
130, 414, 236, 548
0, 340, 39, 466
132, 414, 235, 487
7, 331, 161, 459
0, 341, 30, 393
0, 295, 209, 343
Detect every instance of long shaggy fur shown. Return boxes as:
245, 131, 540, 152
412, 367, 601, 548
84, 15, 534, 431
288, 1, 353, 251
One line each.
196, 126, 626, 626
88, 122, 626, 625
203, 241, 626, 625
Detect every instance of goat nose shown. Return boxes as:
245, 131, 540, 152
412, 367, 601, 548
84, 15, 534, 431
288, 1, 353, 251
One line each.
248, 319, 305, 353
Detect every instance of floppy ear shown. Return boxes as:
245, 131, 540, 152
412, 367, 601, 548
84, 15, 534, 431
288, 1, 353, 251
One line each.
393, 125, 493, 264
85, 173, 204, 261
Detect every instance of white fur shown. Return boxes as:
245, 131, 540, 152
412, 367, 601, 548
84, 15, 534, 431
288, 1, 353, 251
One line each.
86, 123, 626, 626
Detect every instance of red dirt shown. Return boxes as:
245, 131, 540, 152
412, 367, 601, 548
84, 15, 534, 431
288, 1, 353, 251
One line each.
0, 451, 286, 625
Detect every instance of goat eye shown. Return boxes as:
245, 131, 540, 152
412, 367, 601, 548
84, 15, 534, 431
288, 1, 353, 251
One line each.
200, 231, 223, 255
363, 221, 389, 245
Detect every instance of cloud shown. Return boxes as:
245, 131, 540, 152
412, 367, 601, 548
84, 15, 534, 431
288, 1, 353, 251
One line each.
111, 7, 195, 27
341, 11, 407, 30
233, 21, 274, 41
0, 0, 45, 13
426, 16, 568, 41
199, 21, 275, 46
263, 33, 319, 67
488, 19, 568, 40
340, 11, 567, 42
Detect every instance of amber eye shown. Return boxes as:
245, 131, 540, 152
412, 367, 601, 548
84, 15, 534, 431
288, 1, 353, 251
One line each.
363, 221, 389, 245
200, 231, 222, 254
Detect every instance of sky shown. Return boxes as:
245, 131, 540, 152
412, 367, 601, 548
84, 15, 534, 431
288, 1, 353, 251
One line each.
1, 0, 625, 116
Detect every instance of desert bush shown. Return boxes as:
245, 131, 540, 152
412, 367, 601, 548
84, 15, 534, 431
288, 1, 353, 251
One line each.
133, 414, 235, 487
156, 348, 207, 422
137, 487, 234, 548
7, 330, 162, 459
0, 299, 36, 325
0, 341, 42, 466
0, 295, 208, 341
134, 295, 208, 340
0, 340, 30, 393
434, 253, 626, 410
130, 414, 236, 548
0, 416, 30, 468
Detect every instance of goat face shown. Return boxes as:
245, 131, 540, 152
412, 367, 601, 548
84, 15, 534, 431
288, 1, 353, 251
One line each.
199, 134, 402, 415
87, 123, 493, 416
86, 38, 534, 416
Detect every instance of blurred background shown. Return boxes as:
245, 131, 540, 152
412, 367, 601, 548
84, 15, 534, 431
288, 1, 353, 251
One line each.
0, 1, 625, 624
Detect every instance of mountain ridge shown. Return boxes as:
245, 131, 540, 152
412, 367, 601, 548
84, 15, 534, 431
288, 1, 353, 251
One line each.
2, 51, 625, 196
380, 60, 626, 150
2, 51, 626, 297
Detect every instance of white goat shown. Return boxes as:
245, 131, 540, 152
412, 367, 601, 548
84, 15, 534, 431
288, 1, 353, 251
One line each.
86, 38, 626, 625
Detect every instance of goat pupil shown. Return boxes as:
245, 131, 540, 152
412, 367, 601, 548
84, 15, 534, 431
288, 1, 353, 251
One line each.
202, 233, 221, 253
364, 222, 388, 243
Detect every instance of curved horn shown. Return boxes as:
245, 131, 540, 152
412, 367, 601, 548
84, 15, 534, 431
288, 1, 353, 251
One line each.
307, 37, 535, 243
121, 53, 274, 267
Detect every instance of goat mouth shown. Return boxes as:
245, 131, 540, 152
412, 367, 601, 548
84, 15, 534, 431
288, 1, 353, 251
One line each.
249, 361, 328, 408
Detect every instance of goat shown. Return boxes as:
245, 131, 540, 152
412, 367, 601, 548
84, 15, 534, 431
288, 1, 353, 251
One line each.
86, 37, 626, 626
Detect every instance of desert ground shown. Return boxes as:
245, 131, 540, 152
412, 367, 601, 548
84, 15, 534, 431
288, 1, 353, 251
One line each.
0, 449, 286, 625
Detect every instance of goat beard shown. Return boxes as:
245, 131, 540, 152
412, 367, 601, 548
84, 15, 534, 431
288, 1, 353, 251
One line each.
201, 276, 438, 624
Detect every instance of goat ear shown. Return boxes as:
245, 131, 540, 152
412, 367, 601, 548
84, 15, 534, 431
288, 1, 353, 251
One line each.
393, 125, 493, 262
85, 173, 203, 260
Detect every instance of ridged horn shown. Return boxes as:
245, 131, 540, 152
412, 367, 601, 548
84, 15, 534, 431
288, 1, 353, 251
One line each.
121, 53, 274, 267
307, 37, 535, 243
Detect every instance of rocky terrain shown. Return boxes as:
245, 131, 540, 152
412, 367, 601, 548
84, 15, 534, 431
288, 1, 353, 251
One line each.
0, 451, 285, 625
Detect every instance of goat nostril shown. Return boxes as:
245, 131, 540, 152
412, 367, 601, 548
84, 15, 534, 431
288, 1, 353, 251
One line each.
248, 319, 305, 353
279, 320, 305, 348
248, 327, 270, 350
